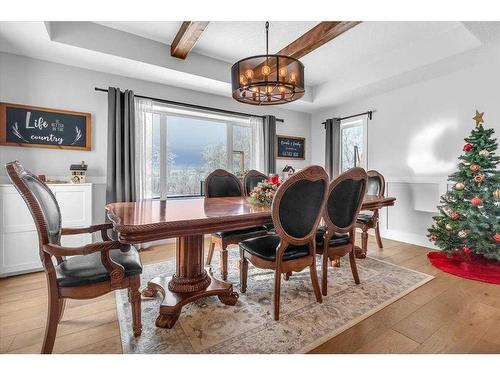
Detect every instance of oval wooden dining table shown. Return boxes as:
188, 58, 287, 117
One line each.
106, 195, 395, 329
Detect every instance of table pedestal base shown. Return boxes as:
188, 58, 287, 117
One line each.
142, 234, 238, 329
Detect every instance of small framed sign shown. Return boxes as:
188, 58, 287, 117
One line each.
0, 102, 91, 151
276, 135, 305, 160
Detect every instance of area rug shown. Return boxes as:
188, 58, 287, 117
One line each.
115, 252, 433, 354
428, 251, 500, 284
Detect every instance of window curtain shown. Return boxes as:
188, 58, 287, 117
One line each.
134, 97, 154, 200
263, 115, 276, 175
106, 87, 136, 204
250, 116, 265, 173
325, 118, 341, 179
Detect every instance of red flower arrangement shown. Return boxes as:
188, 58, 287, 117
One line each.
248, 179, 280, 206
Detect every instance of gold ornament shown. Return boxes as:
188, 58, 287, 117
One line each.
473, 110, 484, 127
494, 189, 500, 199
458, 230, 468, 238
445, 223, 453, 230
469, 164, 480, 173
454, 182, 465, 190
479, 149, 490, 157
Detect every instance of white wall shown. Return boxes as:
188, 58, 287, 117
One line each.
311, 45, 500, 247
0, 52, 312, 224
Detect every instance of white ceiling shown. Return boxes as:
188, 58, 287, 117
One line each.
1, 21, 498, 112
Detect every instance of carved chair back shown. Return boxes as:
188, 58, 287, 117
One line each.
204, 169, 243, 198
243, 170, 268, 196
6, 161, 63, 272
322, 167, 367, 235
366, 170, 385, 196
271, 165, 329, 246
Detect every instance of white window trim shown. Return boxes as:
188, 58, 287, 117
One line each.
339, 115, 368, 173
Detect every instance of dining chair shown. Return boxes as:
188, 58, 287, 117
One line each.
239, 165, 329, 320
205, 169, 268, 280
5, 161, 142, 354
316, 167, 367, 296
355, 170, 386, 254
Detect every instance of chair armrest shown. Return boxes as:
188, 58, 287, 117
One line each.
61, 223, 113, 235
43, 241, 128, 287
43, 240, 127, 257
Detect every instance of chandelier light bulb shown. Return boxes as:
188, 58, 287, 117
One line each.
289, 72, 297, 84
262, 65, 271, 76
245, 69, 254, 80
279, 67, 287, 78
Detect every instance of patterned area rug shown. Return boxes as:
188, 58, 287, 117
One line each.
115, 252, 433, 354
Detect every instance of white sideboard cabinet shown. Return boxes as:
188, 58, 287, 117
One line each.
0, 183, 92, 277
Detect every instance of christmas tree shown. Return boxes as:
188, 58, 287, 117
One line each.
428, 110, 500, 261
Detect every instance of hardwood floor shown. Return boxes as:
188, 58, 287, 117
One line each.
1, 235, 499, 354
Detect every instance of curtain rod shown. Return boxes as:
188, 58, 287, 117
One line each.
95, 87, 284, 123
321, 110, 373, 125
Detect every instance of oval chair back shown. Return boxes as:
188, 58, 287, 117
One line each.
6, 161, 62, 269
204, 169, 243, 198
323, 167, 367, 234
366, 170, 385, 196
271, 165, 329, 246
243, 170, 268, 196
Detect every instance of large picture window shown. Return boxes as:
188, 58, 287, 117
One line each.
339, 116, 368, 173
145, 103, 257, 198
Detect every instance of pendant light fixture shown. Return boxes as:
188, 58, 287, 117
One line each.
231, 22, 305, 105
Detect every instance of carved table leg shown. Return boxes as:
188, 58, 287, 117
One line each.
147, 234, 239, 329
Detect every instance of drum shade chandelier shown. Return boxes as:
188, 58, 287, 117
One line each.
231, 22, 305, 105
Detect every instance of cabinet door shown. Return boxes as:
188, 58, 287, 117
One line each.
51, 185, 92, 248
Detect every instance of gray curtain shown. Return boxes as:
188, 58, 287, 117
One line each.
325, 118, 341, 179
263, 115, 276, 175
106, 87, 136, 203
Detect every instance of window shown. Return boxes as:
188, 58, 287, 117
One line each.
339, 117, 368, 173
147, 104, 256, 198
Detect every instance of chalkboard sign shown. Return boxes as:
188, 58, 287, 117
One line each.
0, 102, 91, 151
276, 135, 305, 160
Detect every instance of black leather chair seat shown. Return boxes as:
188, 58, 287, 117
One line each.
239, 234, 310, 262
315, 226, 350, 247
55, 247, 142, 287
263, 222, 275, 231
214, 226, 268, 240
357, 212, 374, 224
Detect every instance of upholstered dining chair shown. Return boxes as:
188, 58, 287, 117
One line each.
355, 170, 386, 254
5, 161, 142, 354
316, 167, 367, 296
239, 165, 329, 320
205, 169, 268, 280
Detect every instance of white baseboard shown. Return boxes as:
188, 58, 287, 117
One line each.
380, 228, 438, 249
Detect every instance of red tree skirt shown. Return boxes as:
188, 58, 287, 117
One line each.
428, 251, 500, 284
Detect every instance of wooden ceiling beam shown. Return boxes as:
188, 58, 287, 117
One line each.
277, 21, 361, 59
171, 21, 209, 60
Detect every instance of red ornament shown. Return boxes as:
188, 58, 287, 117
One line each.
471, 196, 482, 206
450, 211, 460, 220
474, 175, 484, 183
463, 143, 474, 152
431, 235, 438, 242
462, 245, 472, 254
494, 234, 500, 243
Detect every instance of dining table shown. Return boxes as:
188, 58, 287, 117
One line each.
105, 194, 395, 329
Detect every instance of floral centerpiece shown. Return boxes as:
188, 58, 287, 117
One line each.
248, 179, 280, 206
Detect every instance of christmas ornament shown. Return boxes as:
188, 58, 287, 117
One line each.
469, 164, 480, 173
494, 234, 500, 243
462, 161, 471, 166
445, 223, 453, 230
474, 175, 484, 183
458, 230, 468, 238
454, 182, 465, 190
463, 143, 473, 152
462, 245, 472, 254
471, 196, 482, 206
473, 110, 484, 126
493, 189, 500, 199
431, 235, 438, 242
479, 149, 490, 157
450, 212, 460, 220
